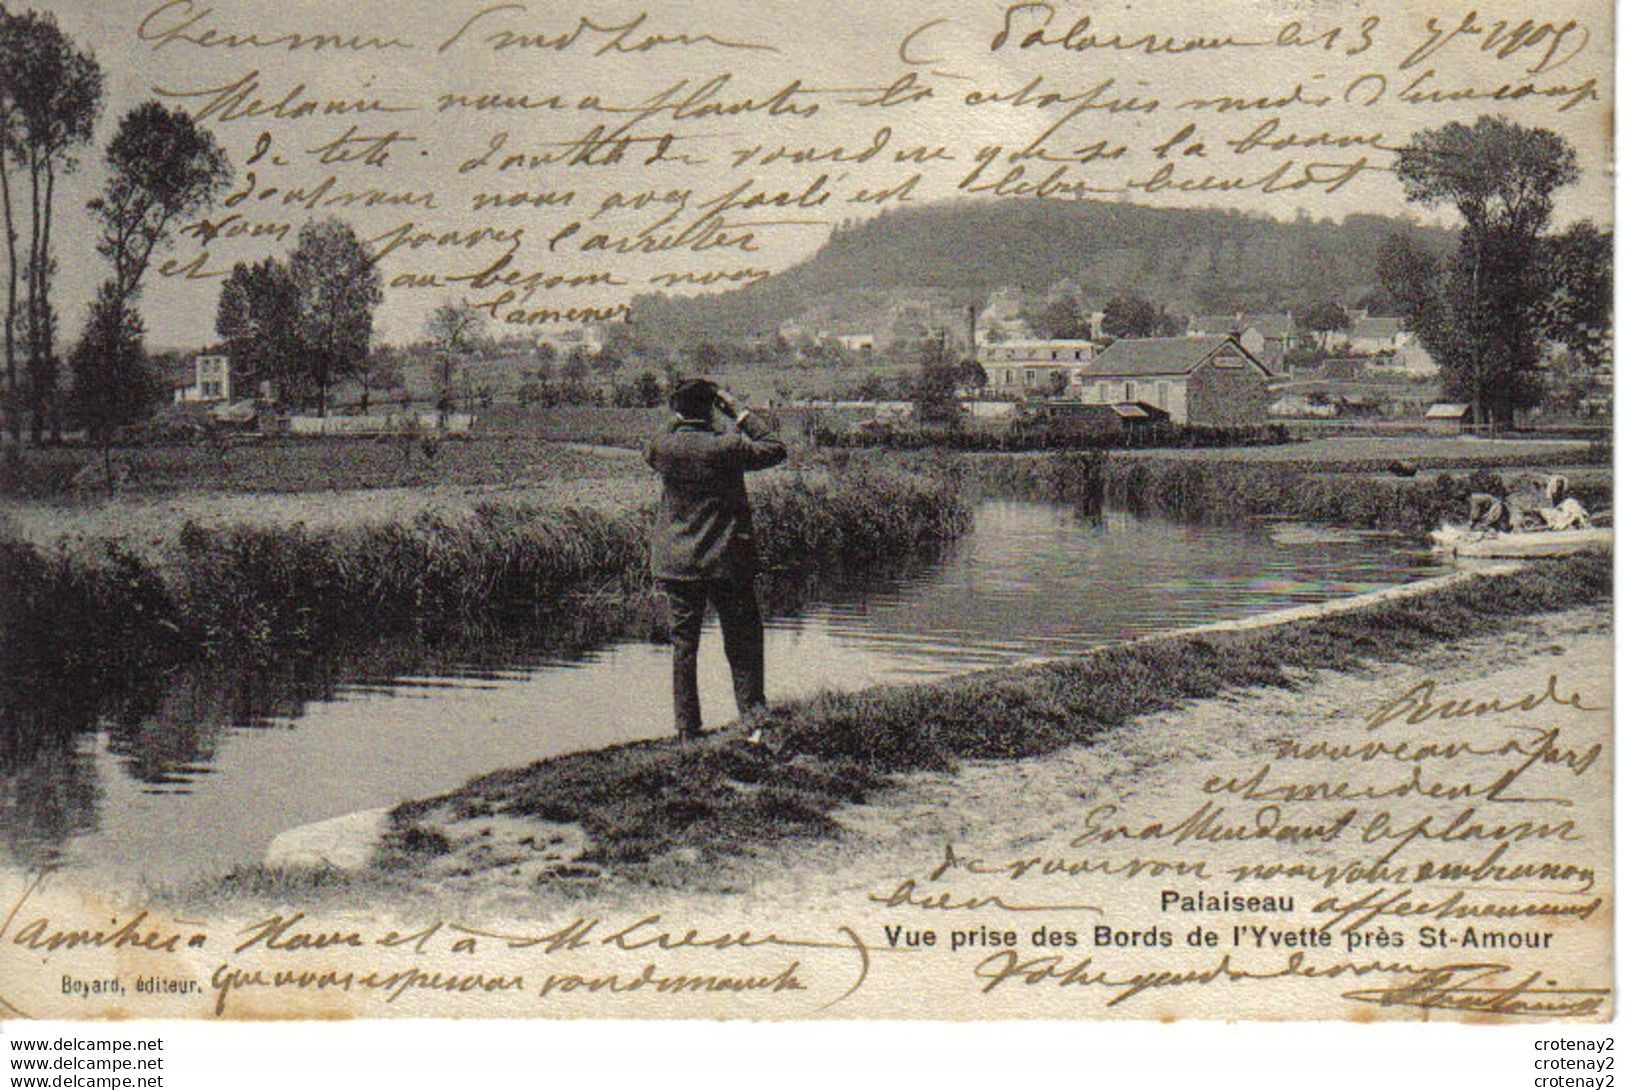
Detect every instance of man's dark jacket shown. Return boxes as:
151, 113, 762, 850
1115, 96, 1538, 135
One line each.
644, 412, 787, 581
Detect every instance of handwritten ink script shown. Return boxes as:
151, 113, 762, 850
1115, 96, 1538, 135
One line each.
57, 0, 1602, 339
883, 660, 1613, 1019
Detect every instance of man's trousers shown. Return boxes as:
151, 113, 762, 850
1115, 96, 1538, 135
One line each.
660, 576, 767, 736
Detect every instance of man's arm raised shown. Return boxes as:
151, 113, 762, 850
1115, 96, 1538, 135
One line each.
717, 388, 787, 471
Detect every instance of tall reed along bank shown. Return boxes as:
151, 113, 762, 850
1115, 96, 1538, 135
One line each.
935, 451, 1610, 536
0, 466, 972, 762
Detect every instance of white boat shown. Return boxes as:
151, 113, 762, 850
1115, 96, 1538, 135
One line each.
1430, 525, 1613, 558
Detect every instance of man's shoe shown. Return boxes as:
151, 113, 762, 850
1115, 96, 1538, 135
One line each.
744, 724, 787, 756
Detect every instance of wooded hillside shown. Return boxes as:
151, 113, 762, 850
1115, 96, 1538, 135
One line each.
630, 199, 1453, 342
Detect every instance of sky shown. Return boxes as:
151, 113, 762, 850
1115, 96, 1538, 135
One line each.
22, 0, 1617, 348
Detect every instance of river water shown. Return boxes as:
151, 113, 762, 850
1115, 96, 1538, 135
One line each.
2, 500, 1448, 885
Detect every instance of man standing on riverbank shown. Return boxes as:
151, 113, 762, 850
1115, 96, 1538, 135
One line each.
645, 380, 787, 739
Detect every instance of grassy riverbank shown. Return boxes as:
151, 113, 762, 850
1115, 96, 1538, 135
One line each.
370, 555, 1610, 889
0, 465, 971, 758
942, 452, 1610, 536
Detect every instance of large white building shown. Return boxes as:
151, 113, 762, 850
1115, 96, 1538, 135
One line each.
173, 354, 231, 403
981, 340, 1097, 396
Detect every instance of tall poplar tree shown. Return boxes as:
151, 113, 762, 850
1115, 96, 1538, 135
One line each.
1389, 116, 1579, 426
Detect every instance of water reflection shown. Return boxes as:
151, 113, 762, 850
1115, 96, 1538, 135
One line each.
1, 501, 1445, 883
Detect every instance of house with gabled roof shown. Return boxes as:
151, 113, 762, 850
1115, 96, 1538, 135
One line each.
1344, 315, 1405, 354
1187, 313, 1299, 368
1074, 335, 1274, 427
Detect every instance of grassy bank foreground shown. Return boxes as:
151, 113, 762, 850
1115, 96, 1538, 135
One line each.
372, 555, 1611, 890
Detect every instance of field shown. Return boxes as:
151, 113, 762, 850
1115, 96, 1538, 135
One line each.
320, 355, 917, 421
1, 413, 1599, 496
0, 429, 650, 499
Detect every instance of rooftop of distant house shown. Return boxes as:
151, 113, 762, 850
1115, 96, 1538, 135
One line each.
1348, 316, 1406, 340
1188, 313, 1297, 339
1088, 335, 1271, 377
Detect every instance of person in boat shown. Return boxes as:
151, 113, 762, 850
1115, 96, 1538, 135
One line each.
645, 379, 787, 740
1467, 474, 1581, 533
1537, 475, 1594, 531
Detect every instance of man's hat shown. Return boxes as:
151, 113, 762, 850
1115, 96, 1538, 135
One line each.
669, 378, 717, 419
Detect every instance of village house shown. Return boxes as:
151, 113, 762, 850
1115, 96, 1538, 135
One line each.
533, 324, 602, 357
981, 339, 1097, 397
1379, 340, 1440, 377
1074, 335, 1274, 427
1268, 392, 1338, 419
976, 285, 1037, 345
832, 332, 878, 354
1187, 313, 1299, 369
172, 353, 232, 404
1340, 315, 1404, 354
1289, 357, 1370, 381
1324, 314, 1439, 375
984, 285, 1029, 322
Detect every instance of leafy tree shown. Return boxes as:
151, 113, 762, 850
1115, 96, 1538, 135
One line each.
685, 341, 726, 372
911, 337, 961, 426
288, 219, 383, 416
78, 98, 227, 441
1538, 220, 1611, 368
424, 298, 485, 423
613, 369, 663, 407
0, 8, 101, 443
354, 344, 404, 413
1353, 287, 1399, 317
216, 257, 300, 402
0, 10, 20, 442
658, 357, 681, 390
1101, 294, 1177, 339
70, 281, 153, 487
1376, 234, 1443, 324
560, 352, 592, 403
1282, 344, 1328, 372
367, 345, 406, 393
1299, 299, 1350, 349
1390, 115, 1579, 425
1028, 298, 1090, 340
955, 359, 987, 393
91, 101, 229, 305
852, 373, 889, 401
